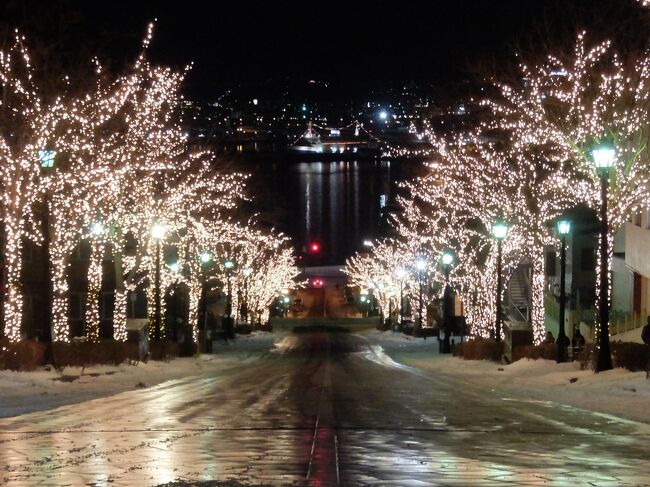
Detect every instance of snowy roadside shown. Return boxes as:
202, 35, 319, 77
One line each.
0, 331, 280, 419
363, 329, 650, 425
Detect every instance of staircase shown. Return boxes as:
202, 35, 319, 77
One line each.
507, 266, 530, 322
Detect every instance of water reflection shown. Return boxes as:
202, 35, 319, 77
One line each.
289, 160, 396, 264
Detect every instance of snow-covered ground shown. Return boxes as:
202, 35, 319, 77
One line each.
362, 329, 650, 425
3, 328, 649, 427
0, 331, 279, 418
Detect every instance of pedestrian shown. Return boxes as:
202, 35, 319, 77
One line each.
642, 317, 650, 379
450, 337, 456, 352
544, 331, 555, 344
572, 328, 585, 359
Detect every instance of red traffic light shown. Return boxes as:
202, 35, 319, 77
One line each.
310, 242, 321, 253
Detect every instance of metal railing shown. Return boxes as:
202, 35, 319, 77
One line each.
610, 313, 646, 336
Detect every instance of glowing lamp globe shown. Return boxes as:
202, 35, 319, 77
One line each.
224, 260, 235, 270
557, 220, 571, 235
91, 221, 104, 237
492, 222, 509, 240
396, 268, 407, 279
168, 262, 179, 272
441, 252, 454, 266
592, 145, 616, 170
200, 251, 212, 263
151, 223, 166, 240
38, 149, 56, 169
415, 259, 427, 271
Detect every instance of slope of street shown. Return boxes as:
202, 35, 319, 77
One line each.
1, 330, 649, 486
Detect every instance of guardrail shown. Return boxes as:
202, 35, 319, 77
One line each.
610, 313, 646, 336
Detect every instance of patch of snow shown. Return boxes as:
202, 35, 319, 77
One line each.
0, 332, 280, 419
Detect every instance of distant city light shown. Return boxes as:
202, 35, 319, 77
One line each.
252, 98, 258, 105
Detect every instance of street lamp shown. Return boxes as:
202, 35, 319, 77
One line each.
282, 295, 290, 318
441, 252, 454, 353
91, 221, 105, 237
199, 251, 212, 348
556, 220, 571, 363
242, 268, 252, 323
39, 149, 56, 342
492, 221, 509, 342
224, 259, 235, 319
415, 259, 427, 328
396, 267, 407, 325
151, 223, 167, 341
360, 288, 370, 317
592, 144, 615, 372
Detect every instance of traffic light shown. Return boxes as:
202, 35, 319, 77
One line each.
309, 242, 321, 253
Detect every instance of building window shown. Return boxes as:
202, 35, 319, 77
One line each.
101, 292, 115, 320
69, 292, 86, 320
23, 294, 34, 319
580, 248, 596, 271
72, 241, 92, 261
22, 241, 34, 263
545, 251, 557, 277
127, 290, 148, 319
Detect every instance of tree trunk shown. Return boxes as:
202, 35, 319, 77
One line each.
2, 218, 23, 342
84, 242, 103, 342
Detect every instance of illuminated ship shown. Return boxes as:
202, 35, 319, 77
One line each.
289, 121, 380, 156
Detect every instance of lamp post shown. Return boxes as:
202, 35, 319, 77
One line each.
282, 295, 290, 318
360, 289, 369, 317
396, 267, 407, 325
224, 259, 234, 318
151, 223, 167, 341
242, 268, 251, 323
592, 144, 615, 372
556, 221, 571, 363
492, 222, 509, 342
39, 149, 56, 342
416, 259, 427, 328
441, 252, 454, 353
199, 251, 212, 348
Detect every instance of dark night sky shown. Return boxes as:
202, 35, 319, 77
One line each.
0, 0, 644, 99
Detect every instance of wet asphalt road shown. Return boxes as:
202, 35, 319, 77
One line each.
1, 330, 650, 487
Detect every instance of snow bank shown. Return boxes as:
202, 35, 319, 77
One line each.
399, 352, 650, 424
0, 333, 279, 419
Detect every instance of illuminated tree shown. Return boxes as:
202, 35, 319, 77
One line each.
484, 34, 650, 339
0, 34, 72, 341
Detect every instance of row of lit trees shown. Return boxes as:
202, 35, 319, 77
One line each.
0, 26, 301, 344
358, 33, 650, 370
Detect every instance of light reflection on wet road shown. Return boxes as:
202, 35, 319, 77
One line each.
1, 330, 650, 486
